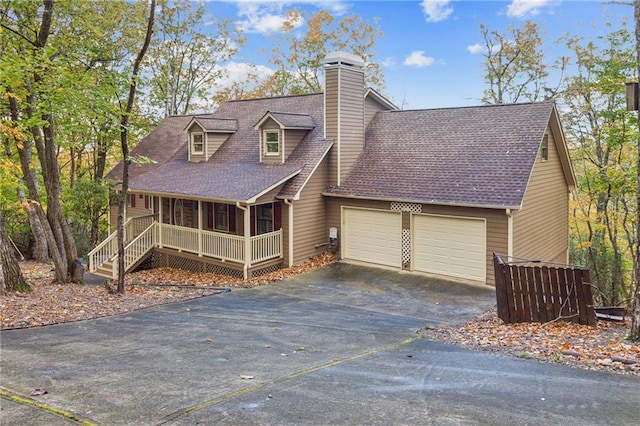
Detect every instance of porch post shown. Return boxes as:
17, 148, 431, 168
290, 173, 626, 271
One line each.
158, 196, 163, 248
198, 200, 203, 257
237, 201, 251, 280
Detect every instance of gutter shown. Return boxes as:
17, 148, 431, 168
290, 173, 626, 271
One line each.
321, 192, 522, 211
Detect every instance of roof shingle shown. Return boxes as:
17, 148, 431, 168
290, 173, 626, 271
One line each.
325, 102, 556, 208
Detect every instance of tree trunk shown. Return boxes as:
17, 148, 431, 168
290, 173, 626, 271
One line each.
631, 0, 640, 342
18, 187, 49, 262
0, 210, 31, 294
7, 87, 50, 262
116, 0, 156, 293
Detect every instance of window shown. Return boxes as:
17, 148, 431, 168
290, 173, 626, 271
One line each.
128, 193, 136, 208
263, 130, 280, 156
191, 133, 204, 154
215, 203, 228, 231
541, 134, 548, 161
256, 204, 273, 234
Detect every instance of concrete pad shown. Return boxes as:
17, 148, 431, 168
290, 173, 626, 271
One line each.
1, 263, 638, 425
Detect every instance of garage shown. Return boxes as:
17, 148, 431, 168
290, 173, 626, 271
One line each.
413, 214, 486, 282
342, 208, 402, 268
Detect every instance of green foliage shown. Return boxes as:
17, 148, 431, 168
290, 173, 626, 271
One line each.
563, 27, 638, 307
144, 0, 245, 118
221, 9, 384, 100
61, 178, 110, 257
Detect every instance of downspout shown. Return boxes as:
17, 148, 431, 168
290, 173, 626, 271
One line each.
158, 196, 163, 248
506, 208, 513, 259
236, 202, 250, 279
284, 199, 293, 267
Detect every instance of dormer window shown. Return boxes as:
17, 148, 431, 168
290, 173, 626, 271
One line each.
264, 130, 280, 156
191, 133, 204, 154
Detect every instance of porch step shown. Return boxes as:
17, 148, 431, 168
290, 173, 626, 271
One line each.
94, 260, 115, 279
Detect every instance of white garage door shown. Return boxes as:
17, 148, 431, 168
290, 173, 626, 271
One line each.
413, 215, 486, 282
343, 208, 402, 268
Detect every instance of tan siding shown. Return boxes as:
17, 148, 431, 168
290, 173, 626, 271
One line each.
325, 69, 339, 186
326, 197, 507, 285
338, 68, 364, 183
513, 128, 570, 263
364, 96, 388, 128
291, 160, 329, 264
109, 204, 118, 230
206, 133, 229, 159
255, 185, 282, 204
284, 129, 308, 160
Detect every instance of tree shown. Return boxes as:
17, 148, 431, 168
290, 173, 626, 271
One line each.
1, 1, 151, 264
0, 209, 30, 293
0, 0, 79, 282
116, 0, 155, 294
248, 9, 384, 97
563, 29, 637, 308
480, 21, 563, 104
630, 0, 640, 341
145, 0, 244, 118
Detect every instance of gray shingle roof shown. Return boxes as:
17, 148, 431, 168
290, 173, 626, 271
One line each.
191, 117, 238, 132
265, 112, 316, 129
112, 93, 329, 202
107, 115, 192, 182
325, 102, 556, 208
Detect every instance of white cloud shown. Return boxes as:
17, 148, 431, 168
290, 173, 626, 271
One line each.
420, 0, 453, 23
214, 62, 275, 89
466, 43, 485, 55
404, 51, 435, 68
230, 1, 348, 34
506, 0, 551, 18
380, 57, 397, 69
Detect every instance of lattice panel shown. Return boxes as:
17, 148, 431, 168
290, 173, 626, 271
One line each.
391, 202, 422, 213
205, 263, 243, 278
251, 263, 282, 277
402, 228, 411, 266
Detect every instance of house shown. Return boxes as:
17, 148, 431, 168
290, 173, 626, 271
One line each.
89, 51, 576, 286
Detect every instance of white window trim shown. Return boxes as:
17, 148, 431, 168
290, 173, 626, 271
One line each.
263, 130, 280, 156
191, 132, 204, 155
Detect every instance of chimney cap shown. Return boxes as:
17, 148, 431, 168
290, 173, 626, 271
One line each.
323, 51, 365, 68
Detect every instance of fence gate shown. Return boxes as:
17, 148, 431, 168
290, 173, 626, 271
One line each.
493, 254, 596, 326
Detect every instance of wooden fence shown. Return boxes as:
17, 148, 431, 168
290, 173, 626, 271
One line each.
493, 254, 596, 326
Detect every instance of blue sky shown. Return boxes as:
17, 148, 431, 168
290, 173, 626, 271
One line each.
209, 1, 633, 109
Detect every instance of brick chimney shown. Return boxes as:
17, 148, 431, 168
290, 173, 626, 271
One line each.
323, 52, 365, 187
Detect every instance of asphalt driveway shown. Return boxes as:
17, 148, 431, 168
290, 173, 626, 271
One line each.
1, 263, 639, 425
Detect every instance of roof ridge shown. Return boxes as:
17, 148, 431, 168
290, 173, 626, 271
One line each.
226, 92, 323, 103
388, 101, 555, 114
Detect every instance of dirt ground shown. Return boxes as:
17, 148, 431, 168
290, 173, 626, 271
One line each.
1, 256, 638, 376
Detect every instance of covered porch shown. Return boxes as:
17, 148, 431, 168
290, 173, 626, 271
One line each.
88, 195, 284, 279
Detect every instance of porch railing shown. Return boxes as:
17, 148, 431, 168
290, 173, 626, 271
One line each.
202, 228, 245, 262
251, 231, 283, 263
89, 220, 283, 276
112, 222, 157, 279
88, 215, 155, 273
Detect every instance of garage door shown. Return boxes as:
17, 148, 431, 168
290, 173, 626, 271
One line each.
343, 208, 402, 268
413, 215, 486, 282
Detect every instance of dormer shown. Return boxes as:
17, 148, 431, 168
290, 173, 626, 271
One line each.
254, 112, 316, 163
184, 117, 238, 162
